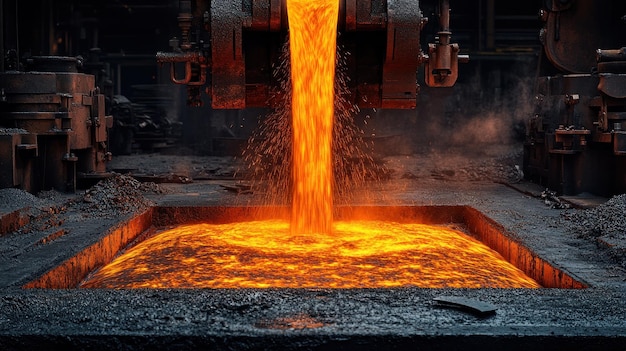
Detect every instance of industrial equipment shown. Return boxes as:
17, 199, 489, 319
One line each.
0, 56, 112, 193
9, 0, 626, 198
524, 0, 626, 196
157, 0, 468, 110
109, 86, 183, 155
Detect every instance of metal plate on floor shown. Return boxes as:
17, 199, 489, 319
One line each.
433, 296, 497, 317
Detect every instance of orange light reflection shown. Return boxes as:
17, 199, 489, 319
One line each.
81, 221, 540, 289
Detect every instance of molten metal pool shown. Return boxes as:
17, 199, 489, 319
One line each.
80, 220, 539, 289
24, 206, 586, 290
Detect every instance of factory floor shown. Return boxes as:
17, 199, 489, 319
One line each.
1, 143, 626, 350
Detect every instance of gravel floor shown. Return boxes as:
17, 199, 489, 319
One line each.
1, 142, 625, 270
560, 194, 626, 269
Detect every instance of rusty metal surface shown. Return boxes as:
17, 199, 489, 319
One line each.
248, 0, 282, 31
541, 0, 623, 73
344, 0, 357, 30
0, 135, 22, 188
354, 0, 386, 30
160, 0, 461, 109
0, 57, 111, 192
525, 0, 626, 198
28, 56, 80, 73
597, 47, 626, 63
0, 71, 57, 95
381, 0, 422, 109
598, 74, 626, 99
614, 131, 626, 155
424, 43, 461, 87
211, 1, 246, 109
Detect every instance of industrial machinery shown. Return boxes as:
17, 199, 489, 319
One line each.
0, 56, 112, 193
10, 0, 626, 198
108, 86, 183, 155
524, 0, 626, 196
157, 0, 467, 110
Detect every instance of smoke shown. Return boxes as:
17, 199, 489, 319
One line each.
396, 61, 538, 158
449, 111, 520, 146
447, 68, 534, 148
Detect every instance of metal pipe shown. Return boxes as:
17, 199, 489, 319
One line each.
435, 0, 452, 72
178, 0, 193, 50
597, 48, 626, 62
116, 64, 121, 95
440, 0, 450, 33
486, 0, 495, 49
1, 0, 4, 72
14, 0, 18, 65
477, 0, 483, 51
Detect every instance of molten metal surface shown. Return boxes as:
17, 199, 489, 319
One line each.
80, 221, 540, 289
288, 0, 338, 235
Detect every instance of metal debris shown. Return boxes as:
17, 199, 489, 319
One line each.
132, 174, 192, 184
434, 296, 497, 317
541, 189, 570, 209
69, 173, 165, 218
220, 183, 252, 194
2, 174, 166, 236
560, 194, 626, 268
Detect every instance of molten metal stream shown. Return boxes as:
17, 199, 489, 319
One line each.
81, 221, 540, 289
288, 0, 338, 235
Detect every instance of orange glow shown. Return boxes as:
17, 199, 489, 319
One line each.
288, 0, 338, 235
80, 221, 540, 289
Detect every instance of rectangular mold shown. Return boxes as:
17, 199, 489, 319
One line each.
23, 206, 587, 289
